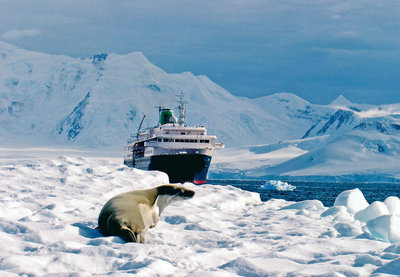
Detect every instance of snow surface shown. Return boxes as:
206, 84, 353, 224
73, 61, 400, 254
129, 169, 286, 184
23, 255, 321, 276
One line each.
1, 149, 400, 276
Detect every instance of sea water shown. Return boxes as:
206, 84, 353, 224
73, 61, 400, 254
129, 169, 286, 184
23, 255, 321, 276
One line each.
207, 179, 400, 206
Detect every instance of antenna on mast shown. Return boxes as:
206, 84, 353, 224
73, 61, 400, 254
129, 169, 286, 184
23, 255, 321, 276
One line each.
176, 90, 187, 126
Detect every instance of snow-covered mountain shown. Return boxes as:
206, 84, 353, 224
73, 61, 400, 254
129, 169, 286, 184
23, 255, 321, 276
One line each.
211, 102, 400, 181
0, 41, 331, 148
1, 41, 399, 181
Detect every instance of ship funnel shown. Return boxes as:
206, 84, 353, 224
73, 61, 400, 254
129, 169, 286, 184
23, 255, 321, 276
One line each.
159, 108, 177, 125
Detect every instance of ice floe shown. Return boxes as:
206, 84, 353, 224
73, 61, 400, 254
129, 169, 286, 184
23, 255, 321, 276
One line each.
1, 152, 400, 276
261, 180, 296, 191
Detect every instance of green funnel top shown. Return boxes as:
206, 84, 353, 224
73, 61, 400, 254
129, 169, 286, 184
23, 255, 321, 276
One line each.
159, 109, 177, 125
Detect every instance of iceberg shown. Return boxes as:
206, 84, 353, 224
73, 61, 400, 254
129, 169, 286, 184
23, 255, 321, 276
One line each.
261, 180, 296, 191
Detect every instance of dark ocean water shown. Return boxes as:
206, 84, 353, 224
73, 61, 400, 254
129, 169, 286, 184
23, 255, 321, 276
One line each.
207, 179, 400, 207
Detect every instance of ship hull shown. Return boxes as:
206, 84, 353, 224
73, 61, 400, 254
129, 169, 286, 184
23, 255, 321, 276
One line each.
124, 154, 212, 184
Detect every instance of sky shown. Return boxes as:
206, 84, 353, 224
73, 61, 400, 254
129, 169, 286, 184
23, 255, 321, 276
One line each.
0, 0, 399, 105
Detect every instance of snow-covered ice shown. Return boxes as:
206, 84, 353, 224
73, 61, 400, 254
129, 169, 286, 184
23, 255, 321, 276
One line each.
385, 196, 400, 215
355, 201, 390, 223
333, 189, 400, 244
366, 215, 400, 244
1, 149, 400, 276
334, 188, 369, 214
261, 180, 296, 191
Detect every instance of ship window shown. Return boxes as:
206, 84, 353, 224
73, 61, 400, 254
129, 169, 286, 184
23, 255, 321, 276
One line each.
205, 140, 210, 143
157, 138, 162, 142
181, 132, 185, 135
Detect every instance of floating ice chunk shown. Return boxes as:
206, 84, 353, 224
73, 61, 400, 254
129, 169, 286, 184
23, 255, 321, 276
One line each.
281, 200, 324, 211
355, 201, 389, 223
384, 196, 400, 215
261, 180, 296, 191
334, 188, 369, 214
366, 215, 400, 243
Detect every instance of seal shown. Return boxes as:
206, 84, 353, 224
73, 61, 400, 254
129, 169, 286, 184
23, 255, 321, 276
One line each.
98, 184, 195, 243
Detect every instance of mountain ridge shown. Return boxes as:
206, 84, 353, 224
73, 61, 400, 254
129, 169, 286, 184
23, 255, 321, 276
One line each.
0, 41, 332, 148
1, 42, 399, 181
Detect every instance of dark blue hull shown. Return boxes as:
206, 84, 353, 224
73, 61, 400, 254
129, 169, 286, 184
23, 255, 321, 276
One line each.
124, 154, 211, 184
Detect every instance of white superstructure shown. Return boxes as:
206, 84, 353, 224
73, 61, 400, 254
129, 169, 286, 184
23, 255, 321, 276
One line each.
123, 92, 224, 184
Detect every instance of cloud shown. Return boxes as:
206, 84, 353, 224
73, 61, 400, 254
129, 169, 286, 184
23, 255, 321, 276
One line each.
1, 29, 42, 41
0, 0, 398, 104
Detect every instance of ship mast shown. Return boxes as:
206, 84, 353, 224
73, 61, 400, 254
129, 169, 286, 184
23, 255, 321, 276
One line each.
177, 91, 187, 126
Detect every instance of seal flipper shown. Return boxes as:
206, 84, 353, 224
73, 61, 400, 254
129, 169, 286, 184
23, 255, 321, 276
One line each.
119, 226, 137, 242
138, 202, 159, 229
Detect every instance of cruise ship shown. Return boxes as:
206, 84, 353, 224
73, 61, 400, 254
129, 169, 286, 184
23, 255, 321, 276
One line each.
123, 93, 224, 184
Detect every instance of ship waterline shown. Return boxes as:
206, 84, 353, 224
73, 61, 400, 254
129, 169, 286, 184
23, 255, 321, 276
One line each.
125, 153, 212, 184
